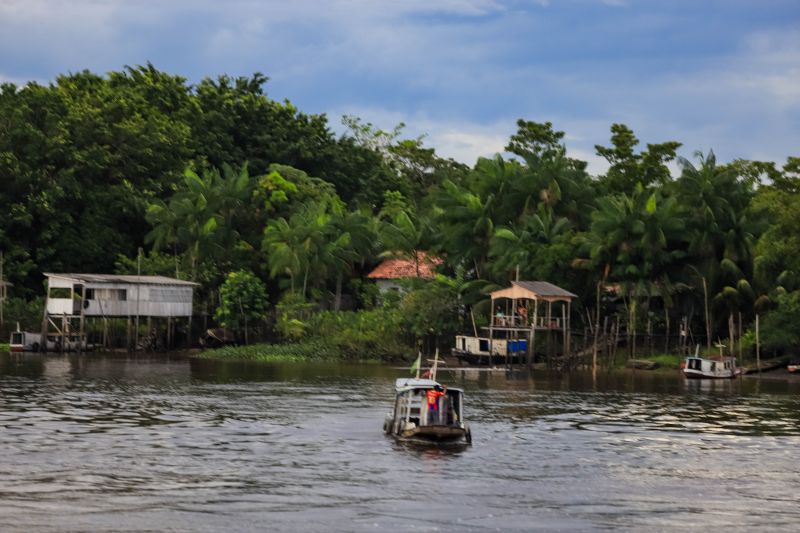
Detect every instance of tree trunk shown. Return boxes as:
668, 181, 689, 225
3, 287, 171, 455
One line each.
702, 276, 711, 354
334, 273, 343, 311
593, 281, 600, 374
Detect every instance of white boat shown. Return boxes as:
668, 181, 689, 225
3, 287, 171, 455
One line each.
683, 356, 739, 379
9, 325, 93, 353
9, 330, 43, 352
683, 344, 740, 379
383, 351, 471, 444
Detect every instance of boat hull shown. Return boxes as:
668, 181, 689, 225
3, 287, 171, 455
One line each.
396, 425, 470, 443
683, 369, 738, 379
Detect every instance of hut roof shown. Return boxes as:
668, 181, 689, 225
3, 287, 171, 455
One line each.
44, 273, 199, 286
366, 252, 441, 280
491, 281, 576, 302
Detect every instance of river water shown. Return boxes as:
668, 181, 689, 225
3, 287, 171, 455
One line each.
1, 353, 798, 532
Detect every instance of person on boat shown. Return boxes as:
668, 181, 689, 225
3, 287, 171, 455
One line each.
426, 385, 446, 425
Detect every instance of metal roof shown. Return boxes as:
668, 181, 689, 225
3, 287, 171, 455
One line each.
491, 281, 577, 302
44, 273, 199, 286
394, 378, 463, 393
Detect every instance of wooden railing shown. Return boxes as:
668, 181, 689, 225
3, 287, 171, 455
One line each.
492, 316, 563, 329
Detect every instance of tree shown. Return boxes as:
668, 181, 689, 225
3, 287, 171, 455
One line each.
595, 124, 681, 194
215, 270, 268, 344
675, 150, 759, 347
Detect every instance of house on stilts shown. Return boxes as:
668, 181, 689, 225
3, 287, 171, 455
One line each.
42, 273, 198, 352
453, 281, 576, 366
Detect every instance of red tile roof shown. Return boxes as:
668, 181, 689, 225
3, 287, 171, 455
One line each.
367, 251, 442, 280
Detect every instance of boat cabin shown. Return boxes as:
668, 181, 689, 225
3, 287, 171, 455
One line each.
384, 378, 470, 443
391, 378, 464, 428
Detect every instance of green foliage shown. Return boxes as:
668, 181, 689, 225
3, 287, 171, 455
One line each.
274, 292, 315, 341
595, 123, 681, 193
398, 279, 462, 341
215, 270, 269, 331
759, 291, 800, 355
200, 339, 340, 361
308, 308, 407, 360
3, 64, 800, 361
1, 297, 44, 333
114, 250, 180, 278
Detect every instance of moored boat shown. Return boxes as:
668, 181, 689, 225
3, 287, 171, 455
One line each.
9, 330, 43, 352
683, 344, 740, 379
788, 360, 800, 373
683, 356, 739, 379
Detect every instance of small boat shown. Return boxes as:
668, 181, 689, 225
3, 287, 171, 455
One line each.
9, 324, 93, 353
9, 329, 43, 352
683, 345, 740, 379
383, 350, 471, 444
788, 360, 800, 373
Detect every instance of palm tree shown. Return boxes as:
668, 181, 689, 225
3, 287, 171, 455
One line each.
582, 186, 685, 358
676, 151, 757, 348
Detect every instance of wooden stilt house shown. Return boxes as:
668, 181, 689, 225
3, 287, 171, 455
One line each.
453, 281, 576, 366
42, 273, 199, 352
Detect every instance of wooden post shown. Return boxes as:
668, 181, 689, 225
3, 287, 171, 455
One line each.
561, 302, 567, 358
488, 298, 494, 367
702, 276, 711, 354
593, 282, 600, 374
566, 301, 571, 357
530, 300, 539, 368
738, 311, 742, 363
103, 317, 108, 349
167, 316, 173, 350
78, 285, 85, 355
728, 313, 735, 360
546, 300, 552, 367
40, 282, 50, 353
755, 313, 761, 374
0, 251, 4, 331
127, 317, 132, 351
60, 316, 66, 355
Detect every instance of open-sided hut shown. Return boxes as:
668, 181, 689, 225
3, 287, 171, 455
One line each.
454, 280, 577, 366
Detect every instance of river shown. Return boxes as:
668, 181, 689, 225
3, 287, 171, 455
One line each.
1, 352, 799, 532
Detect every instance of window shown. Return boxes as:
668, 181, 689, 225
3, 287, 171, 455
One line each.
49, 287, 71, 299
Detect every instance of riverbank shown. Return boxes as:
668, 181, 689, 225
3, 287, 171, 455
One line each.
194, 340, 391, 363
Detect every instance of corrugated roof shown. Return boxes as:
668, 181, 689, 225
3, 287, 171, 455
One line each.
44, 273, 199, 286
367, 252, 441, 280
491, 281, 576, 301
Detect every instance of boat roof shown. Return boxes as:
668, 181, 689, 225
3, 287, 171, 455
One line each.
394, 378, 463, 393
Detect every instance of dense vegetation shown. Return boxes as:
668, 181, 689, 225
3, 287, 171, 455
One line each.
2, 64, 799, 362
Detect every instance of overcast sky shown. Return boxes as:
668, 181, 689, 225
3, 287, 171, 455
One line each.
1, 0, 798, 174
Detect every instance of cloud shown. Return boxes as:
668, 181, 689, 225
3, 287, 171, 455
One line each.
0, 0, 797, 173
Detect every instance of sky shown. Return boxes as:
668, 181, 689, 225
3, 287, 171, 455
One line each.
1, 0, 798, 175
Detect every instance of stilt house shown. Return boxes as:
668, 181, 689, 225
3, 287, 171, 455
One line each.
43, 273, 198, 351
